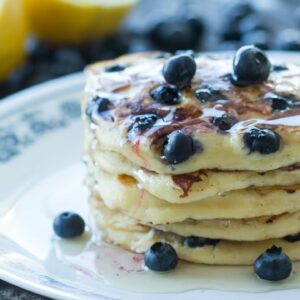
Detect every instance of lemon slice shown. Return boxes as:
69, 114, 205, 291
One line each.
0, 0, 27, 82
24, 0, 138, 45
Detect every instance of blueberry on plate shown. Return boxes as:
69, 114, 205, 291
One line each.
86, 97, 111, 119
231, 45, 271, 86
211, 114, 238, 131
163, 54, 196, 89
162, 130, 194, 165
144, 242, 178, 271
150, 85, 180, 105
129, 114, 159, 133
243, 127, 280, 154
195, 87, 225, 103
183, 236, 220, 248
254, 245, 292, 281
105, 64, 126, 72
53, 212, 85, 238
263, 92, 289, 111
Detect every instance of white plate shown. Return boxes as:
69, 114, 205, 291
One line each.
1, 53, 300, 300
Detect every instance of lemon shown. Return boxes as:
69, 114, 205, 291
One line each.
24, 0, 138, 45
0, 0, 27, 82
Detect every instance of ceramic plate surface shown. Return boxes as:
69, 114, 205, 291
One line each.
1, 53, 300, 300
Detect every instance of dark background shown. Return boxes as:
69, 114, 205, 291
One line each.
1, 0, 300, 299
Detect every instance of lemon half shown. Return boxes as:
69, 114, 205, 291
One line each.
0, 0, 27, 82
24, 0, 138, 45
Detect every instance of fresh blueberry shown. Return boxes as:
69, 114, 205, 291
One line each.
162, 130, 194, 164
86, 97, 111, 119
129, 114, 159, 133
183, 236, 220, 248
211, 114, 238, 131
263, 92, 289, 111
53, 212, 85, 238
276, 29, 300, 51
243, 127, 280, 154
195, 87, 225, 103
149, 18, 202, 52
254, 246, 292, 281
231, 45, 271, 86
220, 3, 255, 41
163, 54, 196, 89
144, 242, 178, 271
284, 232, 300, 243
241, 30, 271, 50
150, 85, 180, 105
105, 64, 126, 72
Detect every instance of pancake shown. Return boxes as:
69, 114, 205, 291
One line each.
90, 167, 300, 223
91, 198, 300, 265
87, 147, 300, 203
83, 52, 300, 174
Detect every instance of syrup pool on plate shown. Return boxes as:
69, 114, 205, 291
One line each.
0, 163, 300, 294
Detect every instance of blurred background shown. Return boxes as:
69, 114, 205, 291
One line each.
1, 0, 300, 99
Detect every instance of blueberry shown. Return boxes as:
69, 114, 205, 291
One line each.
211, 114, 238, 131
232, 45, 271, 86
144, 242, 178, 271
195, 87, 225, 103
254, 246, 292, 281
183, 236, 220, 248
243, 127, 280, 154
163, 54, 196, 89
105, 64, 126, 72
86, 97, 111, 119
162, 130, 194, 164
241, 30, 271, 50
149, 18, 202, 52
150, 85, 180, 105
129, 114, 159, 133
276, 29, 300, 51
53, 212, 85, 238
284, 232, 300, 243
263, 92, 289, 111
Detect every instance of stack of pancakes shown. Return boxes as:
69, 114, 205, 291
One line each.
82, 52, 300, 265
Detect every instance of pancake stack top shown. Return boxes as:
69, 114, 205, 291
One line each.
82, 46, 300, 267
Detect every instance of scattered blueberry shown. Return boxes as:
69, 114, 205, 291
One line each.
149, 18, 203, 52
162, 130, 194, 164
211, 114, 238, 131
163, 54, 196, 89
243, 127, 280, 154
264, 92, 289, 111
144, 242, 178, 271
86, 97, 111, 119
231, 45, 271, 86
183, 236, 220, 248
105, 64, 126, 72
254, 246, 292, 281
195, 87, 225, 103
150, 85, 180, 105
53, 212, 85, 238
129, 114, 159, 133
284, 232, 300, 242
